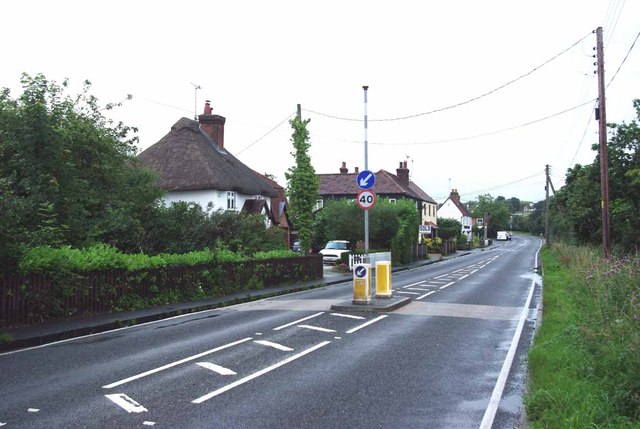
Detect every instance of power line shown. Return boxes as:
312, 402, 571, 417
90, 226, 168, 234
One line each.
236, 112, 295, 155
606, 29, 640, 88
303, 32, 592, 123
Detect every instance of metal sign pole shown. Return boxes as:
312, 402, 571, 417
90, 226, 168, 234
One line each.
363, 85, 369, 253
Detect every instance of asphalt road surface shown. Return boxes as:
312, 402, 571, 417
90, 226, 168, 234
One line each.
0, 235, 543, 428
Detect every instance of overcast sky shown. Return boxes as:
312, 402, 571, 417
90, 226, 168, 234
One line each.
3, 0, 639, 203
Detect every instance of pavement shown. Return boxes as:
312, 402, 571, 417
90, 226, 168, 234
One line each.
0, 250, 483, 353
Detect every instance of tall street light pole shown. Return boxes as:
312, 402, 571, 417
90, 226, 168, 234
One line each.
363, 85, 370, 253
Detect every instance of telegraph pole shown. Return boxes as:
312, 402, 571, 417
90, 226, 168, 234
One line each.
596, 27, 611, 258
545, 164, 551, 247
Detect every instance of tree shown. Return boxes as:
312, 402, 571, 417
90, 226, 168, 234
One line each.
471, 194, 510, 237
437, 218, 462, 240
0, 73, 162, 271
285, 115, 319, 254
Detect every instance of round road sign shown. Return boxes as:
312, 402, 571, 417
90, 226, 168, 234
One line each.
356, 189, 376, 210
356, 170, 376, 190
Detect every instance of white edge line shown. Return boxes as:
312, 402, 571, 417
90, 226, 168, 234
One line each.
192, 341, 331, 403
346, 315, 388, 334
459, 274, 470, 280
479, 239, 541, 429
103, 337, 252, 389
273, 312, 324, 331
439, 281, 455, 290
416, 291, 436, 300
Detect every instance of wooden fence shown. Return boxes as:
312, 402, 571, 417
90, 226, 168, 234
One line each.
0, 255, 322, 328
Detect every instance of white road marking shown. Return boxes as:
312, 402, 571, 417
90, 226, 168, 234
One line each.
416, 291, 436, 300
439, 282, 455, 290
470, 269, 479, 274
196, 362, 237, 375
0, 422, 6, 426
396, 291, 421, 295
254, 340, 294, 351
143, 422, 156, 426
105, 393, 148, 413
330, 313, 366, 320
273, 312, 324, 331
192, 341, 331, 403
434, 274, 452, 279
103, 337, 252, 389
346, 315, 388, 333
298, 325, 337, 333
480, 240, 542, 428
404, 287, 430, 291
459, 274, 470, 280
27, 408, 39, 413
402, 281, 426, 288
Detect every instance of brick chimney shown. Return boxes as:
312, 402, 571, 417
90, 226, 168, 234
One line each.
396, 160, 410, 185
198, 100, 226, 149
450, 189, 461, 204
340, 162, 348, 174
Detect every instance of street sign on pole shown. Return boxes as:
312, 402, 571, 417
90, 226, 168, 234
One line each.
356, 170, 376, 190
356, 189, 376, 210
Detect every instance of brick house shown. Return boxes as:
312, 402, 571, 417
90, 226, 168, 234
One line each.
317, 160, 438, 238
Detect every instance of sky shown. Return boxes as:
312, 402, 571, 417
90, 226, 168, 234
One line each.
2, 0, 639, 204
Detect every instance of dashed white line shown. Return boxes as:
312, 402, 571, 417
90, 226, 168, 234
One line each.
346, 315, 388, 334
273, 312, 324, 331
192, 341, 331, 403
330, 313, 366, 320
298, 325, 337, 333
105, 393, 148, 413
416, 291, 436, 300
459, 274, 470, 280
103, 337, 252, 389
196, 362, 237, 375
254, 340, 294, 351
439, 281, 455, 290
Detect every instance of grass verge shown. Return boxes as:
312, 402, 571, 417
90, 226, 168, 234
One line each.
525, 244, 640, 428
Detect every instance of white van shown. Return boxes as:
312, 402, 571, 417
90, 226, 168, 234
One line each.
497, 231, 509, 241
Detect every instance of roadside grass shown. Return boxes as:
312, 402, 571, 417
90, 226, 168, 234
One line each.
525, 244, 640, 428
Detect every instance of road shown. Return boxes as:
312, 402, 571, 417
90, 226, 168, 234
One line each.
0, 235, 542, 428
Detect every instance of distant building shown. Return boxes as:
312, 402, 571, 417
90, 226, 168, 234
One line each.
317, 160, 438, 238
437, 189, 473, 241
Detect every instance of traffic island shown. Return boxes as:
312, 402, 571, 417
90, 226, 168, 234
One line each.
330, 295, 411, 313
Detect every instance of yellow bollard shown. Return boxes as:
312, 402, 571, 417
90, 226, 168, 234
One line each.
352, 264, 371, 304
375, 261, 392, 298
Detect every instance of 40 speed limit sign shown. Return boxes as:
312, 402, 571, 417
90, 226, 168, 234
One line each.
356, 189, 376, 210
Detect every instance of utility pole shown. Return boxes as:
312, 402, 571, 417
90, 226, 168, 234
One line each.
545, 164, 551, 247
596, 27, 611, 258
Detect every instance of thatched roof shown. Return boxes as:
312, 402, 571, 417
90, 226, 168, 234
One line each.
138, 117, 278, 197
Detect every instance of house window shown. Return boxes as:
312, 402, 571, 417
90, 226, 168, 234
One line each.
227, 191, 236, 210
314, 198, 324, 211
423, 203, 427, 216
389, 198, 397, 204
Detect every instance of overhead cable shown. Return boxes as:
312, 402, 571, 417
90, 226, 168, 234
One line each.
303, 32, 593, 123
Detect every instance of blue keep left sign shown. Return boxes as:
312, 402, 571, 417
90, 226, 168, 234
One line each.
355, 266, 367, 278
356, 170, 375, 190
